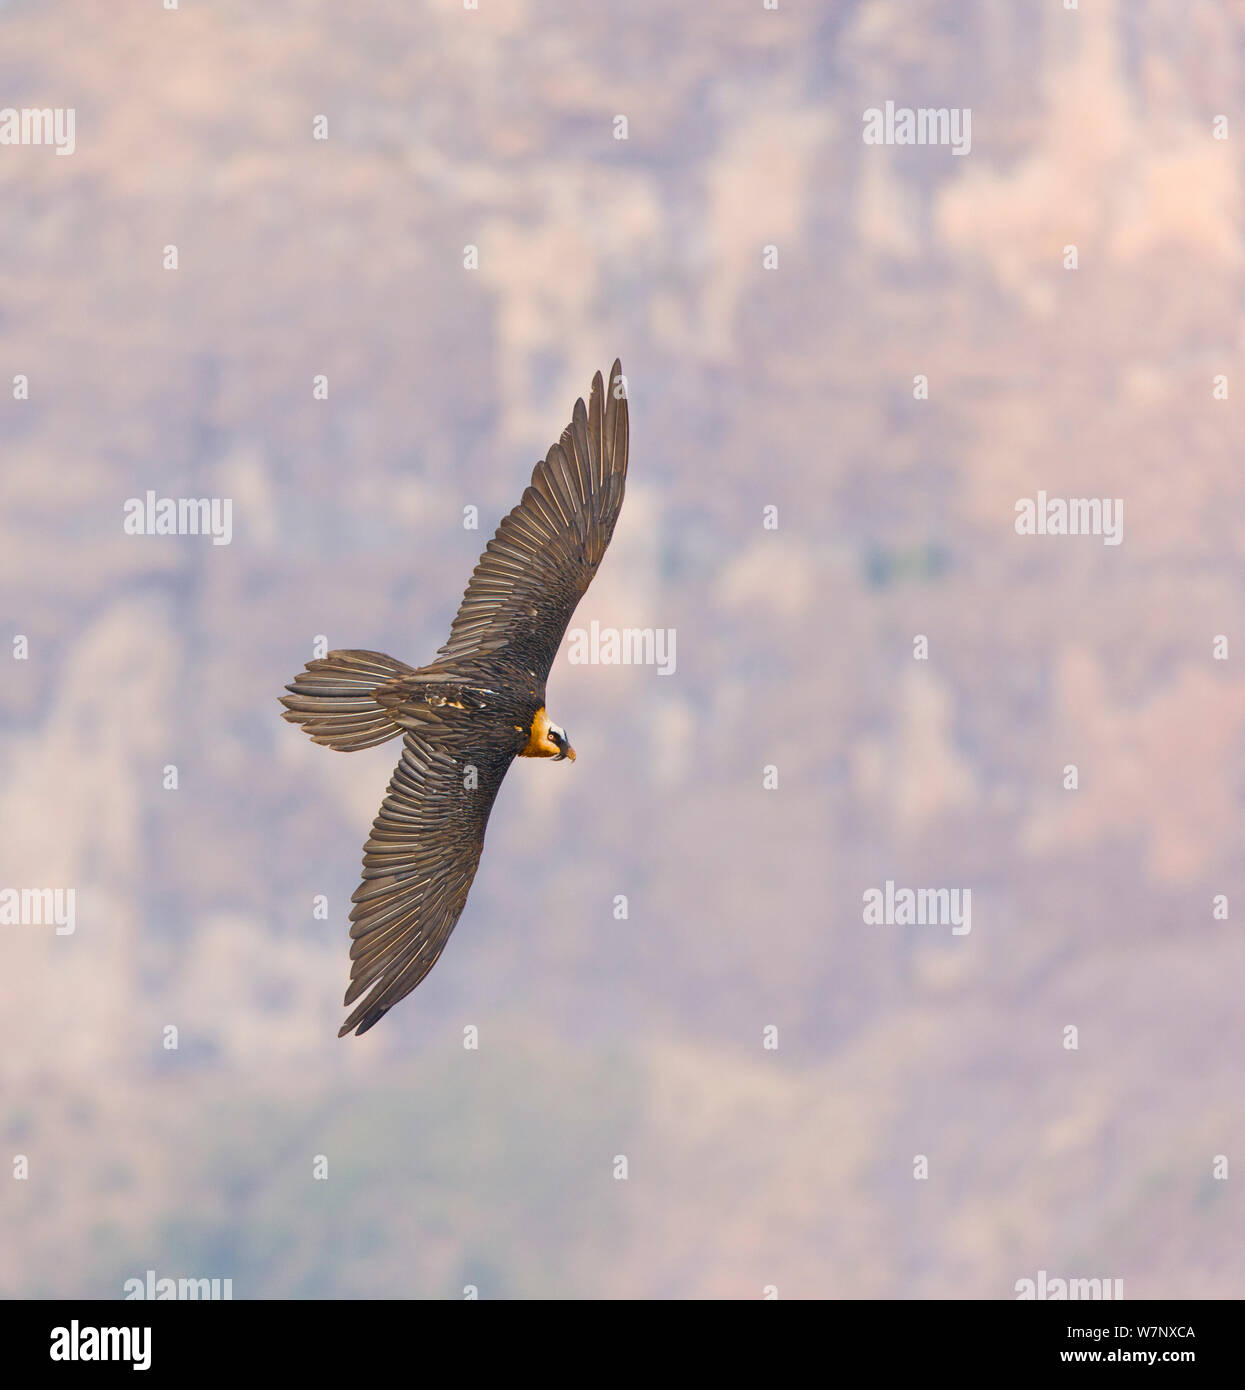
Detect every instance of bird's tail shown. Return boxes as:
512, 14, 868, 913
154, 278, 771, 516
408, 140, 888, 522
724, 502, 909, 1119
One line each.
279, 649, 415, 751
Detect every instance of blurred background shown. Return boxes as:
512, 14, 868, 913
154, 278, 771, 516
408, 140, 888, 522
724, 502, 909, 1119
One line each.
3, 0, 1245, 1299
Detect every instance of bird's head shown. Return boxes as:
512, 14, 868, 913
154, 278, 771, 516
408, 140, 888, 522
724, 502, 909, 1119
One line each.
547, 720, 576, 762
520, 707, 576, 761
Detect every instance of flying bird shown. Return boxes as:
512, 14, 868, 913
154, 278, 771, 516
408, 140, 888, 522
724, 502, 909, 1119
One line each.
280, 361, 629, 1036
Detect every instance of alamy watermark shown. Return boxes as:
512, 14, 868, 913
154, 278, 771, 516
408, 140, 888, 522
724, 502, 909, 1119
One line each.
862, 101, 971, 156
0, 887, 75, 935
863, 880, 971, 936
124, 1269, 233, 1300
1015, 1270, 1124, 1300
1015, 492, 1123, 545
123, 492, 233, 546
566, 620, 676, 675
49, 1323, 150, 1372
1, 107, 75, 155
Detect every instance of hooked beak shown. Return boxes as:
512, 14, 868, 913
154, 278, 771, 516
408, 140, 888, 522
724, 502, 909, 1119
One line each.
560, 745, 576, 762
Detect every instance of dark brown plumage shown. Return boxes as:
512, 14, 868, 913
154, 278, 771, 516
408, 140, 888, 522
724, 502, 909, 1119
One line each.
280, 362, 629, 1036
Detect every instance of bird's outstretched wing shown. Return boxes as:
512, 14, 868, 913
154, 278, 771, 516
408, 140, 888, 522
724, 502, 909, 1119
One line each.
339, 722, 516, 1036
436, 359, 629, 680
